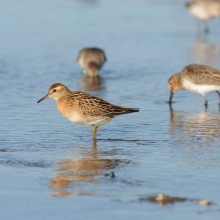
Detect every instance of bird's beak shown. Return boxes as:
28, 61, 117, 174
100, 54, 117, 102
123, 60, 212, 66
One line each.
37, 94, 49, 103
169, 91, 174, 104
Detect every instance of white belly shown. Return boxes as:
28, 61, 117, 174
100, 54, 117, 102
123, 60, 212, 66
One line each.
189, 5, 211, 20
68, 113, 106, 125
77, 56, 86, 69
183, 79, 220, 95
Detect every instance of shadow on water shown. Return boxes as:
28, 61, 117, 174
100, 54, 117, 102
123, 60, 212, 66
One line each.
0, 159, 52, 168
48, 140, 131, 197
78, 75, 105, 92
98, 138, 157, 143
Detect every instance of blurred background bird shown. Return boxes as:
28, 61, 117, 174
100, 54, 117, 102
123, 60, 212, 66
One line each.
186, 0, 220, 33
76, 48, 106, 77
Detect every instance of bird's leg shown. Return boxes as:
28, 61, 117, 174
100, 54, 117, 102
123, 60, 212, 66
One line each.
92, 117, 111, 139
92, 138, 97, 150
92, 125, 97, 139
216, 91, 220, 104
169, 102, 173, 112
204, 21, 209, 33
204, 95, 208, 106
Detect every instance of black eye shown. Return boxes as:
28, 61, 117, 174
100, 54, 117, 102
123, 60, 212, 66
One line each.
170, 83, 172, 86
53, 89, 57, 92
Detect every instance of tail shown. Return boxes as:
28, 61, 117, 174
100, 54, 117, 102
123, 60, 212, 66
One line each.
123, 108, 140, 114
107, 107, 140, 118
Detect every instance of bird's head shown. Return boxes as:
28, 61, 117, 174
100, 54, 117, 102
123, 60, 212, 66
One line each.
37, 83, 69, 103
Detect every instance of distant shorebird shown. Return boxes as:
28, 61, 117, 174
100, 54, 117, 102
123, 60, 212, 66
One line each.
76, 48, 106, 77
186, 0, 220, 33
37, 83, 139, 139
168, 64, 220, 105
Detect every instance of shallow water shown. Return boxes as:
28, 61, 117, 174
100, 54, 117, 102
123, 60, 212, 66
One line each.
1, 0, 220, 219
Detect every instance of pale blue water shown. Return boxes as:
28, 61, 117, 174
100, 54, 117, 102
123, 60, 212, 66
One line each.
0, 0, 220, 219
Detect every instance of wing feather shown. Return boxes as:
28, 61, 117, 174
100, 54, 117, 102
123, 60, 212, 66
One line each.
67, 91, 139, 117
182, 64, 220, 85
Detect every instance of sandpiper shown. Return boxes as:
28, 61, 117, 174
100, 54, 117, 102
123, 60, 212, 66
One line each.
186, 0, 220, 33
37, 83, 139, 139
168, 64, 220, 105
76, 48, 106, 77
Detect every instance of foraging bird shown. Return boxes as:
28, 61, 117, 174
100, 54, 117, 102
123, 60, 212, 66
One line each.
186, 0, 220, 33
76, 48, 106, 77
37, 83, 139, 139
168, 64, 220, 105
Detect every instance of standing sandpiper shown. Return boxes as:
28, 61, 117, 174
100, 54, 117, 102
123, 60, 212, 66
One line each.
37, 83, 139, 139
186, 0, 220, 33
76, 48, 106, 77
168, 64, 220, 105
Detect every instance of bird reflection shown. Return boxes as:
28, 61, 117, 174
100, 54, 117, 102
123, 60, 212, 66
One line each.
48, 140, 130, 196
190, 37, 220, 65
170, 107, 220, 143
78, 75, 105, 92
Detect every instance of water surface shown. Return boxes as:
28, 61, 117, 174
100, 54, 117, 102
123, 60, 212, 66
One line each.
0, 0, 220, 219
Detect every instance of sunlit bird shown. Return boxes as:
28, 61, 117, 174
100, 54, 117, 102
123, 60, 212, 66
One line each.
37, 83, 139, 139
186, 0, 220, 33
168, 64, 220, 105
76, 48, 106, 77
